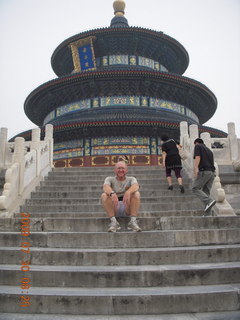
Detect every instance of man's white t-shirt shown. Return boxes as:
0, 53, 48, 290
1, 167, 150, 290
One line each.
104, 176, 138, 198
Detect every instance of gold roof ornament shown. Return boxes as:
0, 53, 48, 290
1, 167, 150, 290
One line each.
113, 0, 126, 17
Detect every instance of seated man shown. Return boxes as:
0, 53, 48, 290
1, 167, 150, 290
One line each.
101, 161, 141, 232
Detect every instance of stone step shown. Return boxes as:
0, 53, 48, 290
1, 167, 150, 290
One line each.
21, 201, 203, 212
1, 229, 240, 248
1, 262, 240, 288
2, 216, 240, 232
1, 244, 240, 266
31, 189, 193, 199
44, 175, 166, 181
14, 209, 204, 219
36, 184, 191, 192
1, 311, 240, 320
44, 176, 189, 183
47, 170, 167, 177
0, 284, 239, 314
40, 179, 191, 186
24, 195, 199, 206
52, 166, 163, 173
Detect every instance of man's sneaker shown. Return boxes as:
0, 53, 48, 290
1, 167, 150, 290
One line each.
108, 221, 120, 232
128, 220, 142, 232
204, 200, 216, 213
168, 185, 173, 191
203, 210, 213, 217
179, 185, 185, 193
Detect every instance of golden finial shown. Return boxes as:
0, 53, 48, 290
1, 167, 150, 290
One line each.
113, 0, 126, 17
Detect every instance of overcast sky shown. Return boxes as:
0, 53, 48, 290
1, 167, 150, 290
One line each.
0, 0, 240, 140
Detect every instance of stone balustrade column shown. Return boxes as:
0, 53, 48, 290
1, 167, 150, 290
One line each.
12, 137, 25, 195
30, 128, 41, 176
228, 122, 238, 162
45, 124, 53, 140
30, 128, 41, 150
45, 124, 54, 167
189, 124, 199, 154
200, 132, 211, 149
0, 128, 8, 170
180, 121, 188, 146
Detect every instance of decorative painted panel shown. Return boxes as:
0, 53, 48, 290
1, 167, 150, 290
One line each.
53, 148, 84, 160
78, 44, 95, 71
129, 56, 137, 65
138, 56, 155, 69
150, 98, 184, 114
186, 109, 199, 122
54, 140, 84, 150
56, 100, 91, 117
69, 36, 96, 73
92, 145, 150, 156
99, 55, 168, 71
91, 137, 150, 146
53, 159, 67, 168
92, 156, 110, 166
141, 97, 149, 107
102, 56, 108, 66
109, 55, 128, 65
101, 96, 140, 107
43, 97, 199, 124
150, 138, 157, 155
43, 110, 55, 125
68, 157, 84, 167
92, 98, 99, 108
84, 139, 91, 156
132, 155, 150, 165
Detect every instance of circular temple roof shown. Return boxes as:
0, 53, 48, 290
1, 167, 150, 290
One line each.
24, 69, 217, 126
51, 27, 189, 77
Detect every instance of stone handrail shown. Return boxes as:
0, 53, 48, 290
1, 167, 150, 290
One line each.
0, 125, 53, 217
180, 121, 237, 216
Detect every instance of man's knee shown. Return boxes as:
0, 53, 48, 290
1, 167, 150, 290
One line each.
101, 193, 108, 203
131, 191, 141, 202
192, 184, 200, 193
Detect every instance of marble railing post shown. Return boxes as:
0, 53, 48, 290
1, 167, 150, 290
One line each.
183, 124, 199, 175
45, 124, 54, 167
200, 132, 211, 149
30, 128, 41, 176
189, 124, 199, 155
179, 121, 192, 176
200, 131, 234, 215
179, 121, 188, 146
12, 137, 25, 195
228, 122, 238, 161
228, 122, 240, 171
0, 128, 8, 170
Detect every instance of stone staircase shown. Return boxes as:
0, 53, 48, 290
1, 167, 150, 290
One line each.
0, 166, 240, 319
219, 165, 240, 216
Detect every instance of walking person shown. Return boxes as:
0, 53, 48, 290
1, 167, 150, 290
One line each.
192, 138, 216, 215
101, 161, 141, 232
161, 134, 184, 193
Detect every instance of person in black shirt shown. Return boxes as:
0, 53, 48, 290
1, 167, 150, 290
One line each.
161, 134, 184, 193
192, 138, 216, 215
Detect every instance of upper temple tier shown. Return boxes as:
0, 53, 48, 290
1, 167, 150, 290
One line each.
16, 1, 226, 167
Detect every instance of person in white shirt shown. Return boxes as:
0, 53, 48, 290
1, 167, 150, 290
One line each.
101, 161, 141, 232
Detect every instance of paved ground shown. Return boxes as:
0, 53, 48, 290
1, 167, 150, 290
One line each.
0, 311, 240, 320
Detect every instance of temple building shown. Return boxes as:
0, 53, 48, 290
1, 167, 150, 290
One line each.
12, 0, 227, 167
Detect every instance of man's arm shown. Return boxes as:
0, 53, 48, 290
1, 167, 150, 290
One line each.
103, 183, 119, 209
103, 183, 114, 196
162, 151, 166, 167
194, 156, 200, 178
123, 183, 139, 206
